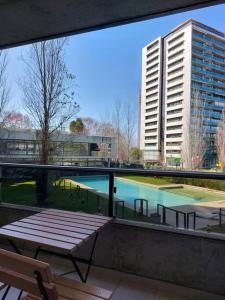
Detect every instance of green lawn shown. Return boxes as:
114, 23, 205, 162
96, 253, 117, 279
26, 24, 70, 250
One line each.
202, 224, 225, 234
122, 176, 225, 202
123, 175, 172, 186
1, 179, 151, 223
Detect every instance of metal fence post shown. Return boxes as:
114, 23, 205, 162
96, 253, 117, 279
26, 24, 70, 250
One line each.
176, 212, 179, 228
108, 173, 114, 217
193, 212, 196, 230
184, 214, 187, 229
0, 167, 2, 203
162, 206, 166, 224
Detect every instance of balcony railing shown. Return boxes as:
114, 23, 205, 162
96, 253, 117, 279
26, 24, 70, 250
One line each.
0, 162, 225, 231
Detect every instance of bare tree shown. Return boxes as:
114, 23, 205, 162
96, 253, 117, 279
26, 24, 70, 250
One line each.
182, 90, 206, 169
216, 109, 225, 172
112, 99, 124, 162
82, 117, 99, 135
20, 39, 79, 164
0, 51, 10, 128
20, 39, 78, 204
123, 101, 136, 163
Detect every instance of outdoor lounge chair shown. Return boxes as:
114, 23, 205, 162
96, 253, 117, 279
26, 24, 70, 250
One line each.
0, 249, 112, 300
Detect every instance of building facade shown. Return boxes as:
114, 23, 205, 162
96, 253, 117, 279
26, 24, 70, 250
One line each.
140, 19, 225, 168
0, 128, 115, 166
140, 37, 163, 163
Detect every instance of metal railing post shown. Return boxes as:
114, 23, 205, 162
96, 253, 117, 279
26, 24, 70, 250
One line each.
193, 212, 196, 230
108, 173, 114, 217
162, 206, 166, 224
184, 214, 187, 229
219, 208, 222, 227
0, 167, 2, 203
176, 212, 179, 228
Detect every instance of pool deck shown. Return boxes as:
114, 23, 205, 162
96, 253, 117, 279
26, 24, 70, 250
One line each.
170, 200, 225, 229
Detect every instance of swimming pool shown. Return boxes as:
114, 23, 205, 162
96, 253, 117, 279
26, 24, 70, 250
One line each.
72, 175, 205, 209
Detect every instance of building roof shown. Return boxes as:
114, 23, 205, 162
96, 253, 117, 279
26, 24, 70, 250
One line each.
0, 128, 114, 144
165, 18, 225, 39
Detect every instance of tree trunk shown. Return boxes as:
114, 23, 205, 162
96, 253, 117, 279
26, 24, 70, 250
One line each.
35, 134, 50, 206
35, 169, 48, 206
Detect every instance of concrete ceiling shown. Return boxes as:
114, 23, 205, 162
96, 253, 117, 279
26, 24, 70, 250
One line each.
0, 0, 224, 49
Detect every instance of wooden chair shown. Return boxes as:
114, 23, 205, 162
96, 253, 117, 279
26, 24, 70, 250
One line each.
0, 249, 112, 300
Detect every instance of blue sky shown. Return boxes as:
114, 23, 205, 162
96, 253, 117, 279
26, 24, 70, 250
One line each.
6, 3, 225, 121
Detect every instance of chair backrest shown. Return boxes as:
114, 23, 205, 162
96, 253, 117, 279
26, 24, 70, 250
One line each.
0, 249, 58, 300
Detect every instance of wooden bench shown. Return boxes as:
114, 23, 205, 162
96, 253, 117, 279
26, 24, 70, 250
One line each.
0, 249, 112, 300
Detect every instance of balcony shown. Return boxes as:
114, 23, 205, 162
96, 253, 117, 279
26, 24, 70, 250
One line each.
192, 66, 225, 81
193, 57, 225, 73
0, 163, 225, 298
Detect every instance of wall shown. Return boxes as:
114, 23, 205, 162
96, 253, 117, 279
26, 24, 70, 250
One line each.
1, 204, 225, 295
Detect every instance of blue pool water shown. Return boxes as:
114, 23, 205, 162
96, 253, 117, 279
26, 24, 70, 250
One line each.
72, 175, 205, 209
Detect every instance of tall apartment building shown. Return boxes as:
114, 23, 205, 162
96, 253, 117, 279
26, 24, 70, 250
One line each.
140, 19, 225, 167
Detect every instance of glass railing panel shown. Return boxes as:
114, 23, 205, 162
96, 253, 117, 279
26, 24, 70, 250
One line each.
1, 164, 225, 234
0, 166, 110, 217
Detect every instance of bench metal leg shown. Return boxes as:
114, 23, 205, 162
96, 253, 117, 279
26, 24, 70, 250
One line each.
1, 285, 10, 300
68, 254, 85, 282
6, 240, 39, 300
84, 232, 98, 282
6, 232, 98, 285
17, 290, 23, 300
37, 232, 99, 282
60, 232, 98, 282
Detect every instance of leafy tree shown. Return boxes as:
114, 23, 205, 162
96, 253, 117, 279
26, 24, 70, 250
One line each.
131, 147, 142, 162
69, 118, 84, 134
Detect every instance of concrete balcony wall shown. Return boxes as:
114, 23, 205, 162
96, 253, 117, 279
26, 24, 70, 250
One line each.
1, 204, 225, 296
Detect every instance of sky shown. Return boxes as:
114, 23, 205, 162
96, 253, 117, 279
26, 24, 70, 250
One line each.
5, 2, 225, 123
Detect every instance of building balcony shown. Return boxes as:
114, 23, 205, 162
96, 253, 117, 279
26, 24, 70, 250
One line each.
166, 121, 183, 127
146, 57, 159, 68
193, 32, 225, 52
192, 66, 225, 81
167, 44, 184, 56
1, 163, 225, 298
146, 82, 158, 90
192, 40, 225, 57
193, 57, 225, 73
167, 79, 184, 89
165, 145, 181, 150
146, 64, 159, 74
166, 112, 183, 119
192, 74, 225, 88
167, 53, 184, 65
192, 49, 225, 65
165, 137, 182, 142
166, 87, 183, 97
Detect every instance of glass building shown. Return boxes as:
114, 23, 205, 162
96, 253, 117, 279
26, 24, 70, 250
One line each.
140, 19, 225, 168
0, 128, 115, 166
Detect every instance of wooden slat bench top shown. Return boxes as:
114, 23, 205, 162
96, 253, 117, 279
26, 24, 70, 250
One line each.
0, 209, 112, 253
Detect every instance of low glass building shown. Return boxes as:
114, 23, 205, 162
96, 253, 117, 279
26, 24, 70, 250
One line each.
0, 128, 115, 166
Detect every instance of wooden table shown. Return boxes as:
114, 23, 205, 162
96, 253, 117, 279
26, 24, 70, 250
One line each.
0, 209, 111, 283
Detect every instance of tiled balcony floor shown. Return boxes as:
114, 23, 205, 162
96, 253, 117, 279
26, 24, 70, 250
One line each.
0, 247, 225, 300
